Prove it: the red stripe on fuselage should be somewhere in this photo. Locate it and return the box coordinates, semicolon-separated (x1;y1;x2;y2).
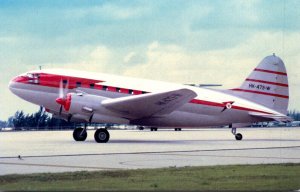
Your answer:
12;73;273;114
231;88;289;99
254;68;287;76
190;99;272;114
246;78;288;87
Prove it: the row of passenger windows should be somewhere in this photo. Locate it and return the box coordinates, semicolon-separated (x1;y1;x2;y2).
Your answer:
63;80;82;88
62;80;147;95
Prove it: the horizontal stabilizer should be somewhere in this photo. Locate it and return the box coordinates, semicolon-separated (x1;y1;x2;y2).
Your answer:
186;84;222;87
249;112;293;122
102;88;197;119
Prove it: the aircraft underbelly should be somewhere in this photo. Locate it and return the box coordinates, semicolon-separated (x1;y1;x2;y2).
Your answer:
131;110;254;128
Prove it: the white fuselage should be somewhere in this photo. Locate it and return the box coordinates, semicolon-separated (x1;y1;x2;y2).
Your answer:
9;69;281;128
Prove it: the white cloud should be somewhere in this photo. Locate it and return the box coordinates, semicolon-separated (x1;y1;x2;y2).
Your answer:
53;45;114;73
124;52;136;63
123;32;300;110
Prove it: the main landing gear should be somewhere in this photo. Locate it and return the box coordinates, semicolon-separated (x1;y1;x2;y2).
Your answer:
72;124;110;143
73;125;88;141
94;128;110;143
150;127;158;131
231;127;243;140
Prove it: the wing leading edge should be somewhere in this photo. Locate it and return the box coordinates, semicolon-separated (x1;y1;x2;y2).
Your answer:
102;88;197;119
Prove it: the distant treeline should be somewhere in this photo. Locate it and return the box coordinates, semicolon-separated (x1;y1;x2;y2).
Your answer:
0;110;86;130
0;110;300;130
287;110;300;121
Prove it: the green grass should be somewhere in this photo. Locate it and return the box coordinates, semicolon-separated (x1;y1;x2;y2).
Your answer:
0;163;300;191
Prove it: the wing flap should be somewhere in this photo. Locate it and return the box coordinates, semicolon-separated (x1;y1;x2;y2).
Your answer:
102;88;197;119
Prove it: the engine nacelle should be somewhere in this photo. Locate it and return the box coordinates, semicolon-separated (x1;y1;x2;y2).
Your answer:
66;93;106;115
61;93;129;124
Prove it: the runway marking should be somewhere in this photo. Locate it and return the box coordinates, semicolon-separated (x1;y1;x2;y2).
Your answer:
0;162;122;170
159;153;300;160
0;145;300;159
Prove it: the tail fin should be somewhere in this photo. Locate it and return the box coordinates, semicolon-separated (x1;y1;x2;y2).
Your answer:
231;54;289;114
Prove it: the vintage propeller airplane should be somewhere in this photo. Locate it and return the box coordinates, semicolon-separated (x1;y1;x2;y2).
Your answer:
9;54;291;143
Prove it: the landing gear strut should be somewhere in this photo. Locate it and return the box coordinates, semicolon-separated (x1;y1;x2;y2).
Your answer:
73;124;88;141
231;127;243;140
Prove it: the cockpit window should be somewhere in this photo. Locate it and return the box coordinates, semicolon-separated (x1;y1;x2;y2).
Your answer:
26;73;40;84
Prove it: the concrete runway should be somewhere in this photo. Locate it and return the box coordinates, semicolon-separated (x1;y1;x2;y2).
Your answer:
1;128;300;175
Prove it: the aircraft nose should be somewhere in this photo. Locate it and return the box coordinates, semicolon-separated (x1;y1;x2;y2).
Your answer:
8;77;17;93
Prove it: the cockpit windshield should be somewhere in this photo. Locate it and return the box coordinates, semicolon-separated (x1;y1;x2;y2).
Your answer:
25;73;40;84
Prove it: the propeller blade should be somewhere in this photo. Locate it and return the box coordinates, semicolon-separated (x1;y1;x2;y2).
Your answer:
59;79;64;98
63;79;69;97
59;105;63;115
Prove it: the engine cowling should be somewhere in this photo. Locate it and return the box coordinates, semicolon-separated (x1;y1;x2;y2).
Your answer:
66;93;105;114
58;93;129;124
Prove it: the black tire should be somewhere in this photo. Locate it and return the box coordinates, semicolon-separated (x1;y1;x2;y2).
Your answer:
235;133;243;140
138;126;144;130
175;128;182;131
94;129;110;143
151;127;157;131
73;128;87;141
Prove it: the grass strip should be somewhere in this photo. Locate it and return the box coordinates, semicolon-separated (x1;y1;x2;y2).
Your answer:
0;163;300;191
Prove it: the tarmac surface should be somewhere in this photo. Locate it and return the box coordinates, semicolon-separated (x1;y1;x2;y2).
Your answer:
0;128;300;175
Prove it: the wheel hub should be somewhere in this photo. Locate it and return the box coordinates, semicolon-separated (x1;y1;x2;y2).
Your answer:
99;132;107;140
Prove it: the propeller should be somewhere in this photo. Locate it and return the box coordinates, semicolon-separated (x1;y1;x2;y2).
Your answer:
56;79;71;115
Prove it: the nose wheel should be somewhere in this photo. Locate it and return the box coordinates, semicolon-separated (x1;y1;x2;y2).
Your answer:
231;127;243;140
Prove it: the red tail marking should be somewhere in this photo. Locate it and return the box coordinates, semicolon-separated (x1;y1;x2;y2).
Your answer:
246;79;288;87
231;88;289;99
254;68;287;76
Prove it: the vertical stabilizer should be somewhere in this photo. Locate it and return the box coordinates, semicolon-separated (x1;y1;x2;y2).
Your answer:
231;55;289;114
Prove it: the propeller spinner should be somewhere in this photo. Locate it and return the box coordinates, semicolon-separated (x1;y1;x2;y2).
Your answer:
56;79;71;113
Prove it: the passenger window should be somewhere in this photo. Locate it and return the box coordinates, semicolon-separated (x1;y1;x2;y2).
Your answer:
102;86;108;91
76;82;81;88
129;89;134;94
90;84;95;89
116;88;121;93
63;80;68;87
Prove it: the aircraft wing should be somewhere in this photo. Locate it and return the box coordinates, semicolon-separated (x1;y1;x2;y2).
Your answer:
102;88;197;119
249;112;293;122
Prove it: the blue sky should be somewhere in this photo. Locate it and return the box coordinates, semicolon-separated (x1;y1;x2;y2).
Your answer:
1;0;300;120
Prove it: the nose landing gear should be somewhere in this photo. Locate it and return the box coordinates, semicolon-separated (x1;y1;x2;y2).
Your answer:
231;127;243;140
